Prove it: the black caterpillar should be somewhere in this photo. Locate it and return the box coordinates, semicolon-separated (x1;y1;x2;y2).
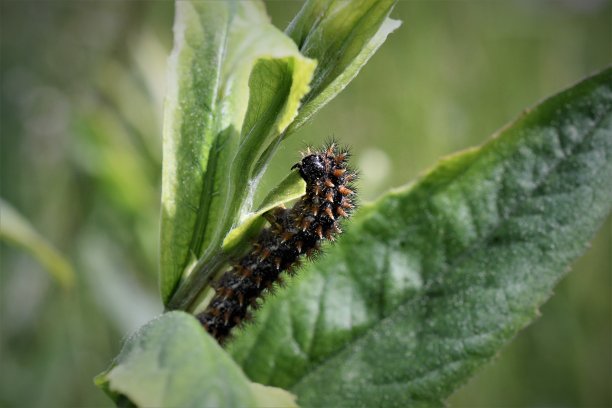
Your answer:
196;143;357;344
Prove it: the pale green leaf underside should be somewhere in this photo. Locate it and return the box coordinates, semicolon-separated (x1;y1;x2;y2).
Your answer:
95;312;297;408
0;198;74;288
228;68;612;407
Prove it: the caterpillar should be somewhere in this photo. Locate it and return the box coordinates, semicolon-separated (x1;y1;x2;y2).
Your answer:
196;142;357;344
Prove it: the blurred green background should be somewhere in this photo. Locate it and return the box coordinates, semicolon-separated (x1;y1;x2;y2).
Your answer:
1;1;610;407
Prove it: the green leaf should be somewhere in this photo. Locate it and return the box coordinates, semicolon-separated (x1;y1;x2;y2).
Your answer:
222;170;305;254
160;0;316;306
0;198;74;289
95;311;297;407
285;0;401;132
228;68;612;407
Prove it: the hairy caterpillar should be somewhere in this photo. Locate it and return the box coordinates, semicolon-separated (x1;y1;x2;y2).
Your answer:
197;142;357;344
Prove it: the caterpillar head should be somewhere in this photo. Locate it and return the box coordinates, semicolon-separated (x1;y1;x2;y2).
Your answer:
292;154;326;183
